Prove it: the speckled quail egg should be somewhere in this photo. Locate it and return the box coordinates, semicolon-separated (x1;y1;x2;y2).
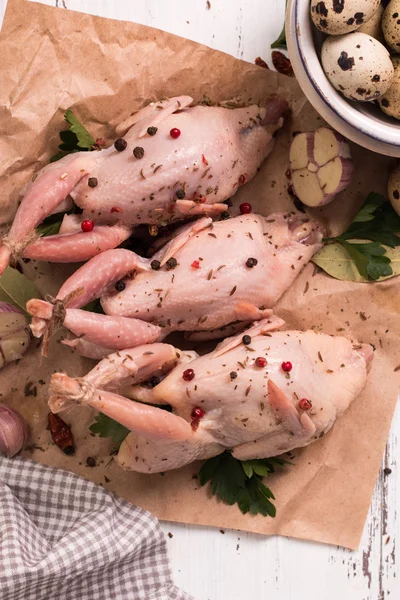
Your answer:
382;0;400;51
379;57;400;119
388;163;400;215
321;32;394;101
357;4;384;42
311;0;381;35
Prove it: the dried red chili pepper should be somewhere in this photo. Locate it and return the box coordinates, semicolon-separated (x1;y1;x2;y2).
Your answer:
48;412;74;455
255;57;269;69
271;51;294;77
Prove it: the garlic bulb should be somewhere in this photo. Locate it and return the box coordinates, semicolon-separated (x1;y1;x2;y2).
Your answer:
0;302;31;369
0;404;29;458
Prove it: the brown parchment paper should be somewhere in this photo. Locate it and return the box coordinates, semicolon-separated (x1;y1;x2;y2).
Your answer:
1;0;399;550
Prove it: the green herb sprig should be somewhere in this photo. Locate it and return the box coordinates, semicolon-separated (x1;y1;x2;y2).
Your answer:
0;266;41;315
88;409;289;518
271;25;287;50
89;413;130;447
271;1;287;49
50;109;96;163
199;451;290;517
323;193;400;281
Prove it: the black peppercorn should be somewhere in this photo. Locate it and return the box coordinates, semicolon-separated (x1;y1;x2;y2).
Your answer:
63;446;75;456
166;257;178;270
115;280;126;292
151;259;161;270
149;376;161;387
114;138;128;151
147;126;158;136
220;211;230;220
230;371;238;380
246;257;258;268
133;146;145;159
242;335;251;345
86;456;96;468
88;177;98;188
176;189;186;200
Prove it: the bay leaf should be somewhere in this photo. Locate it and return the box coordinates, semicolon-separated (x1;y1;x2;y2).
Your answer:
0;266;41;314
312;242;400;283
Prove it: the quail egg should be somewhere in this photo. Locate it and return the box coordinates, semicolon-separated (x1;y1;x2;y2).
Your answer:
382;0;400;51
379;57;400;119
357;4;384;42
388;163;400;215
311;0;381;35
321;32;394;101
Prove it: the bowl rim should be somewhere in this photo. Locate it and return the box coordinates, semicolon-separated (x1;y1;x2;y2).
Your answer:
291;0;400;148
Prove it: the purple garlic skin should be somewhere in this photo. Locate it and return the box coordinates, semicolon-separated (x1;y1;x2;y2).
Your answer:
0;302;31;369
0;403;29;458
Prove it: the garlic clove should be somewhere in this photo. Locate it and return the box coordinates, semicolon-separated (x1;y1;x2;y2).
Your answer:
0;304;31;368
0;312;27;334
0;403;29;458
1;330;31;362
289;127;354;207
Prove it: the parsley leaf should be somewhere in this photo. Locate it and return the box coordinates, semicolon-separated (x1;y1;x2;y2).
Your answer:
199;452;246;505
338;240;392;280
36;213;64;237
50;109;96;162
89;413;129;448
64;109;95;150
339;193;400;246
271;25;287;50
82;299;105;314
271;0;287;49
324;193;400;281
199;451;290;517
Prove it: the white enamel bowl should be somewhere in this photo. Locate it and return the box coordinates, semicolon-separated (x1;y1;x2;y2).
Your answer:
286;0;400;157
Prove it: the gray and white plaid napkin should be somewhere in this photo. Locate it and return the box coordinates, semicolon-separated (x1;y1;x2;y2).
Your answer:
0;456;193;600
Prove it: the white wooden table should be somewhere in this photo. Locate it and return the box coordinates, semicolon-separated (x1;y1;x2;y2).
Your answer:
1;1;399;598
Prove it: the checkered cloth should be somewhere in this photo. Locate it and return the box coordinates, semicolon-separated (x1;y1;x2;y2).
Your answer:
0;456;193;600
